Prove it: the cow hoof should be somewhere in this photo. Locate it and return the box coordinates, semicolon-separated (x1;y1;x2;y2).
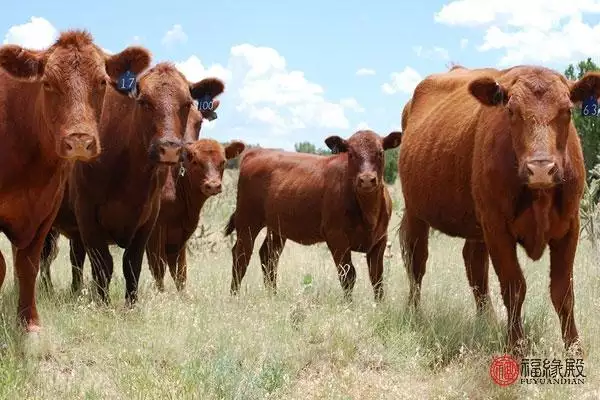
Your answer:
566;339;584;358
26;323;41;334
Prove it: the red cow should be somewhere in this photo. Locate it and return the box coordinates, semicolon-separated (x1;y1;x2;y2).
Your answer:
39;65;225;305
225;129;402;300
145;123;245;291
0;30;151;332
399;65;594;354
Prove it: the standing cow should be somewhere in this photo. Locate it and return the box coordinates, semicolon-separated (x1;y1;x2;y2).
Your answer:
225;129;402;300
0;30;150;332
145;126;245;292
39;64;226;305
399;65;595;354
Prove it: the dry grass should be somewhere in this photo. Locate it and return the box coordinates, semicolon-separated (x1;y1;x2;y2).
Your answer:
1;170;599;399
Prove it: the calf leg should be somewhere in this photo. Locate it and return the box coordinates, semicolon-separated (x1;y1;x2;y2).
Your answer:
70;236;86;294
367;237;387;302
230;223;262;295
483;223;526;353
39;228;60;293
400;212;430;308
146;229;167;292
166;248;186;291
549;220;581;353
462;239;494;314
258;230;286;293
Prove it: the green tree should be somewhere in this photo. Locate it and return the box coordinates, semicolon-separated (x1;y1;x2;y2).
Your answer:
383;148;399;185
294;141;331;155
565;58;600;178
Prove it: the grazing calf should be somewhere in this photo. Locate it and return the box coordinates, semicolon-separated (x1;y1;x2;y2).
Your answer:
0;30;150;332
145;131;245;291
39;64;225;305
399;65;593;353
225;129;402;300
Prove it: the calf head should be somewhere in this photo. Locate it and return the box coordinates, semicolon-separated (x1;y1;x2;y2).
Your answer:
0;30;151;160
468;67;600;189
132;63;224;165
183;139;245;196
325;130;402;194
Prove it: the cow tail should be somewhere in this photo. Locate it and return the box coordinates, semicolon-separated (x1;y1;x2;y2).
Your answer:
224;211;236;236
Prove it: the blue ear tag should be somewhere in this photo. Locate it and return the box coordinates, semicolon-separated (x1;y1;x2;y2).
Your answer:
117;70;137;95
582;95;598;117
197;95;218;121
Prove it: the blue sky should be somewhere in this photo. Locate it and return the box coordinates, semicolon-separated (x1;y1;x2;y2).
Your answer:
3;0;600;150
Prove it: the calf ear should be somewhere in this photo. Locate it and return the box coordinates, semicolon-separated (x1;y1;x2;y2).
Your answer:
225;141;246;160
0;45;45;80
105;46;151;83
382;130;402;150
325;135;348;153
569;72;600;103
468;77;508;106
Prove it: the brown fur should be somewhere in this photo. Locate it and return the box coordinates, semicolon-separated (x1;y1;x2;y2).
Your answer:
145;124;245;291
0;30;151;332
39;74;225;303
226;129;402;300
398;65;594;354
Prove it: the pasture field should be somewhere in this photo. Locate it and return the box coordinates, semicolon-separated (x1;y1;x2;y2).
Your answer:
0;169;599;399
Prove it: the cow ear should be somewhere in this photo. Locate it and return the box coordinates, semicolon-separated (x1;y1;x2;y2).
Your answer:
570;72;600;104
225;141;245;160
382;130;402;150
190;78;225;119
0;45;45;80
105;46;151;84
468;77;508;107
325;135;348;153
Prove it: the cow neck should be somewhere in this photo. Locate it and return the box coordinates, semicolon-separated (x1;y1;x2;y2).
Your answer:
353;184;384;229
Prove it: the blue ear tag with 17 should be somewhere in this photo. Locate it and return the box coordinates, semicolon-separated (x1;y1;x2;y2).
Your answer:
582;95;598;117
197;95;218;121
117;70;137;94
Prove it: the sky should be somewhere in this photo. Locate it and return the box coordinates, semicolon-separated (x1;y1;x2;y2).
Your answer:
3;0;600;150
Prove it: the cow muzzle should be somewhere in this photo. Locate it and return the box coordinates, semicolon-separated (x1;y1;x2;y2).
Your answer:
202;180;222;196
155;140;183;165
524;158;559;189
59;133;99;160
356;172;379;193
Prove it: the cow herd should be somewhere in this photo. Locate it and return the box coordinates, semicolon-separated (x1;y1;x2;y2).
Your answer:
0;29;598;356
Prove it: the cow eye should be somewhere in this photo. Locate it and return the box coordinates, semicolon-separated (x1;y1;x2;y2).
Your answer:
99;79;107;89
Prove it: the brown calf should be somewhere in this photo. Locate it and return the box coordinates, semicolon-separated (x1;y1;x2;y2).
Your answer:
399;65;594;353
39;64;226;305
0;30;150;332
225;129;402;300
145;129;245;291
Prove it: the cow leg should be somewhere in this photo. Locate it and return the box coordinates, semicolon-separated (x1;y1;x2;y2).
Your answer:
0;250;6;290
70;236;86;294
123;223;155;306
366;237;387;302
230;223;262;295
326;240;356;301
400;212;430;308
462;239;494;315
86;243;113;304
39;228;60;294
484;225;526;353
258;230;286;293
146;230;166;292
166;248;186;291
549;221;581;353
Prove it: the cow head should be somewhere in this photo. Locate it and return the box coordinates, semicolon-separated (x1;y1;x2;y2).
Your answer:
183;139;245;196
0;30;151;161
325;130;402;194
468;67;600;189
132;63;224;166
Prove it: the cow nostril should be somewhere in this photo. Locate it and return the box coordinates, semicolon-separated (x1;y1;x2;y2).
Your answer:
527;165;535;176
159;147;166;156
85;141;94;151
548;163;558;175
369;177;376;184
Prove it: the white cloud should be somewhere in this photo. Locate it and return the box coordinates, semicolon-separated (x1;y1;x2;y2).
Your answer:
356;121;370;130
382;67;422;95
460;38;469;49
356;68;376;76
340;97;365;113
435;0;600;66
162;24;187;47
176;55;232;83
413;45;450;60
3;17;57;49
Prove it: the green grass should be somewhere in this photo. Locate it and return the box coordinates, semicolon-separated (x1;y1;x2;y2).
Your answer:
1;170;599;399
